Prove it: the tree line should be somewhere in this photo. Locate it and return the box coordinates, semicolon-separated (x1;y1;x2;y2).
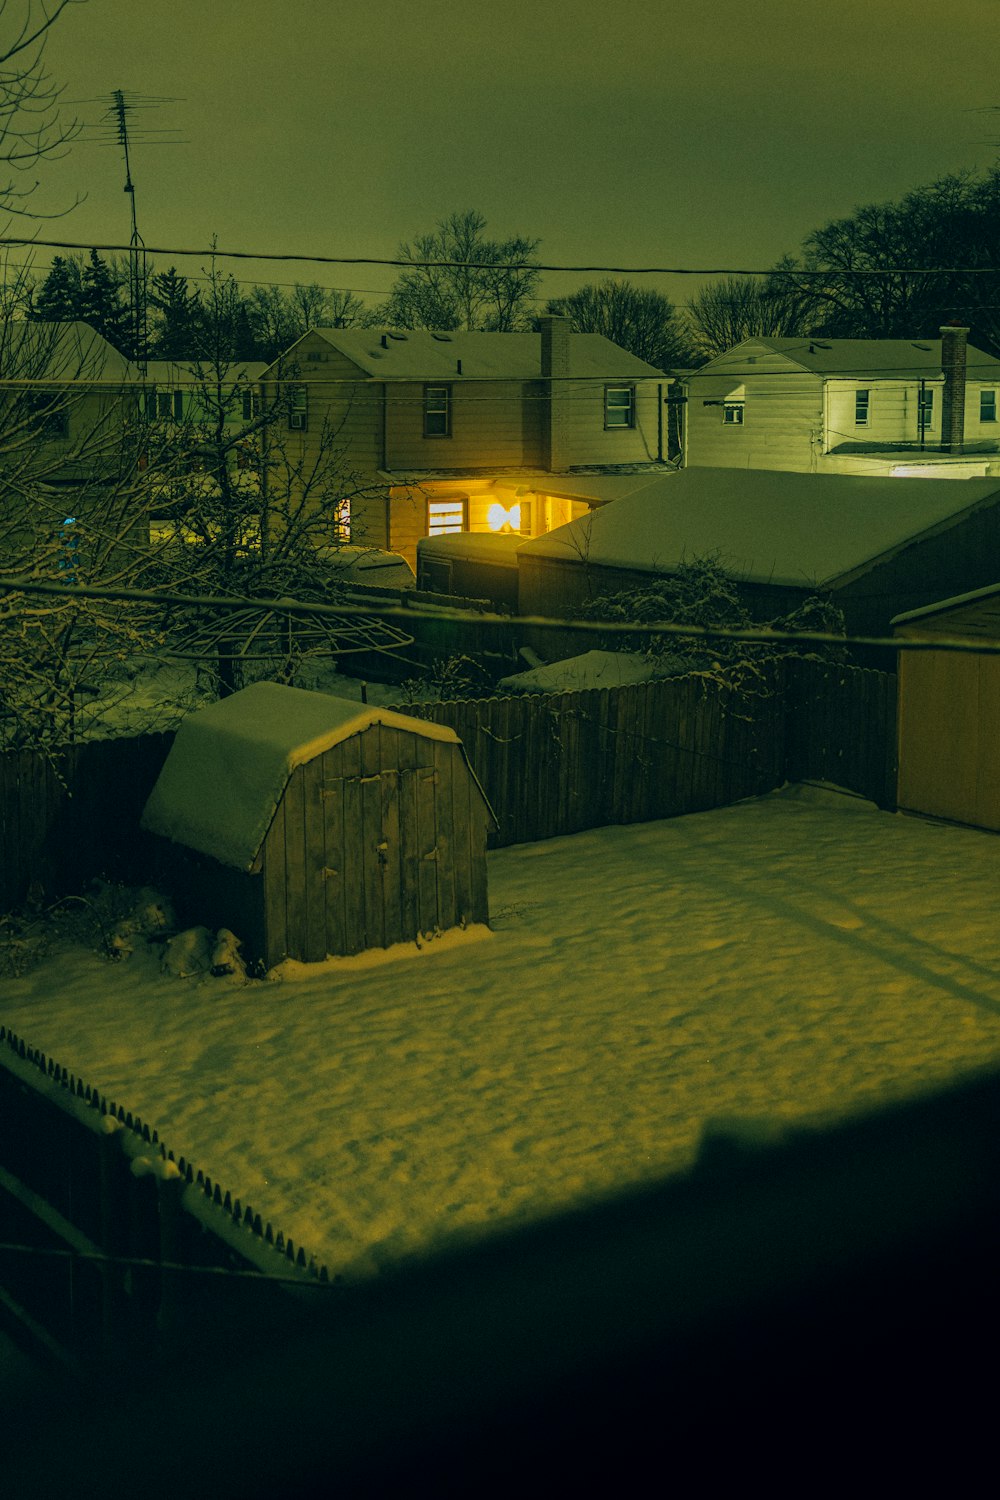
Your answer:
17;165;1000;371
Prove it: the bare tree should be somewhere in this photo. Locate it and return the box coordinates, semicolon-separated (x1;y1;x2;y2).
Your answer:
685;265;815;358
379;209;540;331
546;278;693;370
0;0;85;219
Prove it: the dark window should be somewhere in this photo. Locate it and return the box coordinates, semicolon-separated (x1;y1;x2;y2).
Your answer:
604;385;635;429
424;385;452;437
26;392;69;439
722;402;744;425
289;387;308;431
855;389;870;426
981;390;997;423
241;390;253;422
918;388;934;430
173;389;184;421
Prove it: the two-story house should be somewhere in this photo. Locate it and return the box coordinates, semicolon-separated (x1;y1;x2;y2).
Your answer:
682;326;1000;479
0;320;139;489
258;315;671;567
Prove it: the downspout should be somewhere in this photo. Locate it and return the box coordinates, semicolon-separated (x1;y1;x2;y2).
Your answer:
657;382;663;462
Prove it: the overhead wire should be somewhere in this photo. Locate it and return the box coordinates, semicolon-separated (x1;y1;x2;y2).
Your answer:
0;575;995;657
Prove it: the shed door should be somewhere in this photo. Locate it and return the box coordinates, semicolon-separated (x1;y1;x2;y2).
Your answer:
321;767;442;956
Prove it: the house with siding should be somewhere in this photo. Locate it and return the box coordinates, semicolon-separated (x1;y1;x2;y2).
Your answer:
257;316;671;567
682;326;1000;479
0;320;139;488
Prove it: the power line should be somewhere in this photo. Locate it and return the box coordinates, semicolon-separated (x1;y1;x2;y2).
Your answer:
1;575;996;656
4;235;1000;278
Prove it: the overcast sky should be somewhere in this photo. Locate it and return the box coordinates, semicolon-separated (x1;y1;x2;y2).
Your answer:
17;0;1000;309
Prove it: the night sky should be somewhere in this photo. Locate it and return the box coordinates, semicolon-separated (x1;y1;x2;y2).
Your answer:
21;0;1000;308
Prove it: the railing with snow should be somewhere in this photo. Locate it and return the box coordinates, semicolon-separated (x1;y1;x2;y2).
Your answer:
0;1024;334;1376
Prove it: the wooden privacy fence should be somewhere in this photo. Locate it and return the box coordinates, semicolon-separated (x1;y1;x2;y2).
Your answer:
0;659;899;911
0;1026;333;1376
393;668;788;848
784;658;898;810
0;732;174;913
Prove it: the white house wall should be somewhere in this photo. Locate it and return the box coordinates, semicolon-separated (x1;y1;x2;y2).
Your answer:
686;344;823;471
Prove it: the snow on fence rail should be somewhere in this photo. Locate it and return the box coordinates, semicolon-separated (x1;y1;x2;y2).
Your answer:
0;1025;332;1377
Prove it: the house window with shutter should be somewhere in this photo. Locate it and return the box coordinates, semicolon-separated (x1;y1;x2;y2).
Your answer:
604;385;635;429
424;385;452;437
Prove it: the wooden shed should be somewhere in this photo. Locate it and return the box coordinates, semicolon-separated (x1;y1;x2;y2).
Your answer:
141;682;496;969
893;584;1000;831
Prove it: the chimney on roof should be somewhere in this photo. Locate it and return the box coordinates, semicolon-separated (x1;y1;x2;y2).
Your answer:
940;322;970;453
539;314;571;471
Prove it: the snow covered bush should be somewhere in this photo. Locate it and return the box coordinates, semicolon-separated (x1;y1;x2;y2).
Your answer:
575;555;846;696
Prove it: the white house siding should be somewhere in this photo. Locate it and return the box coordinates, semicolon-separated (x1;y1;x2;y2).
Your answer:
686;376;823;471
825;379;943;452
384;380;543;470
265;334;383;474
554;378;662;466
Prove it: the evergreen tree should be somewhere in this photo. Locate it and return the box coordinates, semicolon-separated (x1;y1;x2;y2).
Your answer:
150;266;203;358
32;254;86;322
80;250;129;352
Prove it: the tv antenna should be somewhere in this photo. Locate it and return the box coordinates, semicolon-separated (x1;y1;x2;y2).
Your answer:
73;91;185;371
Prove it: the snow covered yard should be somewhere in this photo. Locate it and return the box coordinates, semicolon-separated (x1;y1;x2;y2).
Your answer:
3;784;1000;1280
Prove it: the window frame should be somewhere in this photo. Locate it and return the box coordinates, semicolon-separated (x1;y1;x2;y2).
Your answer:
427;496;468;536
423;384;452;438
917;387;934;431
722;401;745;426
980;389;997;424
288;386;308;432
604;384;636;430
26;390;69;440
854;389;870;426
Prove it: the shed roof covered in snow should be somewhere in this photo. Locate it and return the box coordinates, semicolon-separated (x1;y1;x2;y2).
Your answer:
498;650;695;693
141;682;461;871
517;468;1000;589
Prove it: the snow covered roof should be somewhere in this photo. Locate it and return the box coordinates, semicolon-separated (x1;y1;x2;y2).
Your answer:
417;532;524;567
143;358;268;385
313;545;416;589
517;468;1000;589
0;320;134;382
269;328;665;381
892;582;1000;629
688;336;1000;380
498;650;696;693
141;682;461;871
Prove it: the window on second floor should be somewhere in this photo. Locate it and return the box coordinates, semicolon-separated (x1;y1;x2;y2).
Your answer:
981;389;997;423
604;385;635;429
423;385;452;437
289;386;308;431
855;389;870;426
723;401;745;425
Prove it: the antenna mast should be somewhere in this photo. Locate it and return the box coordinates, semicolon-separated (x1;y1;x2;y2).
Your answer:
111;89;146;370
75;90;184;373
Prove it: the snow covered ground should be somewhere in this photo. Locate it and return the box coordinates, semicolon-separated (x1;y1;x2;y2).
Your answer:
3;783;1000;1281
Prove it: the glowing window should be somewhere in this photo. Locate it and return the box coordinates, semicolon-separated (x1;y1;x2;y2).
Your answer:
428;499;466;535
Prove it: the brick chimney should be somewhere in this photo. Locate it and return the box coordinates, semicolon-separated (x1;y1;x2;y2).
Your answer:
539;314;571;470
940;323;970;453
